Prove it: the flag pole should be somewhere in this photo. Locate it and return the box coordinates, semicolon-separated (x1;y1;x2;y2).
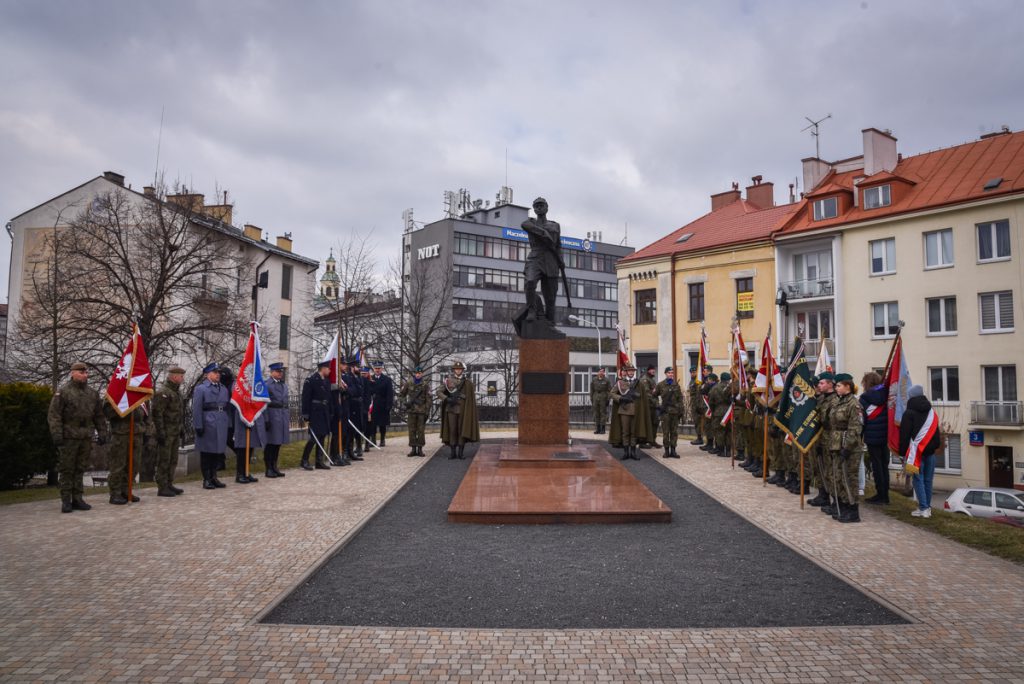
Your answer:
799;451;805;509
128;412;135;504
245;427;251;478
762;411;768;486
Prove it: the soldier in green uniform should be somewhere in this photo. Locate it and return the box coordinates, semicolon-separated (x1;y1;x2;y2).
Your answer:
47;362;109;513
589;368;611;434
687;367;704;446
708;372;731;456
809;373;837;508
653;366;683;458
640;366;660;447
609;363;652;460
103;400;144;505
398;365;431;457
437;361;479;459
152;366;186;497
828;373;864;523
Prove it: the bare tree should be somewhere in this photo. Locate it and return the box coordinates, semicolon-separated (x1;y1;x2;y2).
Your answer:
381;252;454;380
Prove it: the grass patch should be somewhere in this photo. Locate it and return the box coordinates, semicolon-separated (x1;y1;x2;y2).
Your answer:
883;490;1024;565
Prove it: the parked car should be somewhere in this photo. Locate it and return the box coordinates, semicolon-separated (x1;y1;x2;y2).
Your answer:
943;487;1024;519
990;515;1024;529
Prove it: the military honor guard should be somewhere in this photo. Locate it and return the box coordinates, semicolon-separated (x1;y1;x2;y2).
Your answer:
437;361;479;459
264;362;290;477
708;372;731;457
151;365;186;497
827;373;864;523
609;363;652;460
639;365;661;447
102;399;143;505
687;367;704;446
47;362;109;513
340;358;363;461
359;365;374;452
368;360;395;447
328;359;350;466
589;368;611;434
300;360;334;470
653;366;683;458
397;365;431;457
193;363;231;490
231;403;263;483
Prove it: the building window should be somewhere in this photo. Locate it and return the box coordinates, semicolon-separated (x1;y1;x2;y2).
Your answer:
936;434;962;472
688;283;704;321
813;196;838;221
979;291;1014;333
869;238;896;275
926;296;957;335
871;301;899;338
983;365;1017;402
278;314;290;350
735;277;753;319
924;229;954;269
635;289;656;325
929;367;959;404
281;264;292;300
796;309;832;341
977;219;1011;262
863;184;891;210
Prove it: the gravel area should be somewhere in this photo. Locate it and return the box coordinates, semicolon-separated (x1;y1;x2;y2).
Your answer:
264;440;906;629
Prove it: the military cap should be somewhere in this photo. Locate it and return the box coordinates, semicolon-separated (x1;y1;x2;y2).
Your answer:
317;360;331;369
452;360;465;370
720;371;731;382
704;364;713;371
202;362;219;374
371;360;384;369
809;375;819;384
345;356;359;365
664;366;674;373
414;365;424;373
818;372;835;382
361;366;370;373
168;365;186;375
622;362;635;370
269;362;285;371
689;366;697;372
70;362;88;371
708;373;719;382
834;372;853;384
647;364;655;371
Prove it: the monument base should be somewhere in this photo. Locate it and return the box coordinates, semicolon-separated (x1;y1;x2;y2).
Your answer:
518;336;569;445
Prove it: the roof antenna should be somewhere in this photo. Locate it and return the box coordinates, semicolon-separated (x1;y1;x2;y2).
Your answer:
801;113;832;159
153;105;165;186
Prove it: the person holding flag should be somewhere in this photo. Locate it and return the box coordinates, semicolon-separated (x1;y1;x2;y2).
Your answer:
103;323;155;505
859;370;889;504
230;322;272;484
300;361;334;471
687;366;704;446
194;363;231;489
264;362;290;477
708;372;731;457
48;362;109;513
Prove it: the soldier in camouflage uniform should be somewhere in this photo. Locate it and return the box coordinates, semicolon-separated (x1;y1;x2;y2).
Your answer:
47;362;109;513
653;366;683;458
589;368;611;434
687;367;703;446
103;400;144;505
708;372;731;457
809;373;837;508
638;366;660;447
828;373;864;523
397;365;431;457
151;366;186;497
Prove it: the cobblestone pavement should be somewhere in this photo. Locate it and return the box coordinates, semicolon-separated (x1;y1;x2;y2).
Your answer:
1;432;1022;682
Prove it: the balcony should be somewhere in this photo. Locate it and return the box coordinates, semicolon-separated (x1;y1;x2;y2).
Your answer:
970;401;1024;427
779;277;834;301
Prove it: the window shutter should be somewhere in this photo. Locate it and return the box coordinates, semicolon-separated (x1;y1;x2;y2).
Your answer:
981;294;996;329
945;434;961;470
998;292;1014;328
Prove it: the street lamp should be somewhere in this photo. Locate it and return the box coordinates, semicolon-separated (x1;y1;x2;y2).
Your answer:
568;314;602;371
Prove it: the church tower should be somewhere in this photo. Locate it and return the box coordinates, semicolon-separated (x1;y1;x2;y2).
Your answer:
319;249;340;302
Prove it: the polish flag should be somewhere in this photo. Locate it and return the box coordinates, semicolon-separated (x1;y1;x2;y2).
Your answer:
615;323;630;373
105;323;154;417
231;322;271;427
323;333;340;386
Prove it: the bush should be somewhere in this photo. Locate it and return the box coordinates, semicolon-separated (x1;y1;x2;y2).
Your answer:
0;383;56;489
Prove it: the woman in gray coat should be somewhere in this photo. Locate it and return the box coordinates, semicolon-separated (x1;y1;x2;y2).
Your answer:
192;363;230;489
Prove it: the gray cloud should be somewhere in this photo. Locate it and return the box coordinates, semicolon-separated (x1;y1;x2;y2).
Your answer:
3;0;1023;299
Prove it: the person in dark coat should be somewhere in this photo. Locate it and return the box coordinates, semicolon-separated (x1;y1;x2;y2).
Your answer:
264;362;289;477
192;363;230;490
899;384;942;518
231;404;265;483
341;359;364;462
368;361;395;447
359;365;374;452
859;371;890;504
300;361;333;470
328;359;350;467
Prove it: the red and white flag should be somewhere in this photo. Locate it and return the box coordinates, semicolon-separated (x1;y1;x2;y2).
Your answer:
720;403;734;426
703;395;712;419
905;408;939;474
696;324;709;385
814;340;833;377
754;324;783;405
732;322;749;392
886;335;912;454
105;323;154;417
323;333;341;386
231;322;271;428
615;323;630;373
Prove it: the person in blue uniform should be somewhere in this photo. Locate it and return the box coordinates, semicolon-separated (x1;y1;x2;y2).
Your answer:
368;361;395;447
192;363;230;490
359;365;373;453
341;358;364;462
328;359;350;467
264;362;289;478
300;360;333;471
231;403;264;483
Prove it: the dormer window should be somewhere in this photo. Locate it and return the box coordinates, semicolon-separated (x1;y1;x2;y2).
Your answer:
813;196;838;221
863;184;891;209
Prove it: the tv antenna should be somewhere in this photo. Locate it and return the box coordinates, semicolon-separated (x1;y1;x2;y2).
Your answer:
802;113;832;159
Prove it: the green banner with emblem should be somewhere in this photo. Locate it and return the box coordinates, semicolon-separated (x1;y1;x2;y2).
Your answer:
772;358;821;453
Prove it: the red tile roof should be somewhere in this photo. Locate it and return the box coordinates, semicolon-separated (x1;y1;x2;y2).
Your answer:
778;130;1024;235
620;199;798;264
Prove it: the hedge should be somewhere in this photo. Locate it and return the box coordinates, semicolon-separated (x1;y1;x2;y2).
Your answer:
0;383;56;489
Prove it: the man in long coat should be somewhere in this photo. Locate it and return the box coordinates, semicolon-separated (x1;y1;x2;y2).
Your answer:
300;360;333;470
341;358;363;461
368;360;395;447
263;362;290;477
192;363;230;490
437;361;479;459
609;364;652;460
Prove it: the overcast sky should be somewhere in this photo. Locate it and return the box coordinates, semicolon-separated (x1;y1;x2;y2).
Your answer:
3;0;1023;300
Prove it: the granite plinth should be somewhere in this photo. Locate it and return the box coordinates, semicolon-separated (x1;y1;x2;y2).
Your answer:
447;443;672;524
518;337;569;445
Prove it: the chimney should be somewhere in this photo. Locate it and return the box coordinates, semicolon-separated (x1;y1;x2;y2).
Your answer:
711;182;742;211
275;233;293;252
862;127;898;176
103;171;125;186
143;186;156;197
167;192;205;213
243;224;263;241
801;157;832;193
745;176;774;209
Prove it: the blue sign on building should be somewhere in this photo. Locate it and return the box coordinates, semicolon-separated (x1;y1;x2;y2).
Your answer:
501;227;594;252
969;430;984;447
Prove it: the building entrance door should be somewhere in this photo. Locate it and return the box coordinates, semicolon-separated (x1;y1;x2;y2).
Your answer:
988;446;1014;488
634;353;658;375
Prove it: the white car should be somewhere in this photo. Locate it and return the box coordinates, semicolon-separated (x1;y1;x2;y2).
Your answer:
943;487;1024;519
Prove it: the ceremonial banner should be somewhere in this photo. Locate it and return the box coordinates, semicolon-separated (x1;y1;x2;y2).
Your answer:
231;322;271;427
885;335;911;454
615;323;630;372
753;324;783;405
773;358;821;453
323;333;341;386
105;322;154;416
696;324;709;384
814;339;833;376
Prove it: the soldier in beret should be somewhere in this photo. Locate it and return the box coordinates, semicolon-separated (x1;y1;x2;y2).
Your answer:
264;362;289;477
47;362;109;513
654;366;683;458
589;368;611;434
397;365;431;456
192;363;230;489
152;365;186;497
437;360;479;459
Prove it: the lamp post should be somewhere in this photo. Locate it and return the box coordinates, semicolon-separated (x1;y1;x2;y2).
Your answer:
568;314;602;371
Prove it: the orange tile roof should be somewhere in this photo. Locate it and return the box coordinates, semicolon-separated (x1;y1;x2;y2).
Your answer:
778;130;1024;235
620;199;798;264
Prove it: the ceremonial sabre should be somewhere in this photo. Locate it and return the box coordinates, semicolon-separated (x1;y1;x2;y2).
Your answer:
307;426;331;460
347;419;381;450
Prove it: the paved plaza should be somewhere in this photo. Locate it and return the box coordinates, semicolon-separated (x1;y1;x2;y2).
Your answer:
1;431;1023;682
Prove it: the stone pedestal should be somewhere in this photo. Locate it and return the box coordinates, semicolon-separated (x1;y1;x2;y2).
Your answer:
517;336;569;445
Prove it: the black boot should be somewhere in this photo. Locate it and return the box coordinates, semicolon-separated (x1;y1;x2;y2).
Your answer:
61;496;73;513
418;446;425;457
71;496;92;510
750;464;763;478
671;446;680;458
109;493;128;505
300;457;314;471
350;449;364;461
620;446;629;461
203;468;216;489
690;436;704;445
807;489;829;507
459;444;467;460
408;446;417;457
662;447;670;459
448;444;457;460
767;470;785;485
839;504;861;523
272;454;285;477
315;457;331;470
